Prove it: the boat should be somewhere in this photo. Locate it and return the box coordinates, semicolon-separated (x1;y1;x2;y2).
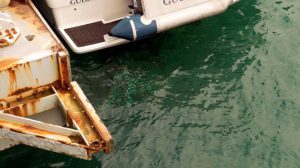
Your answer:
0;0;113;160
34;0;239;53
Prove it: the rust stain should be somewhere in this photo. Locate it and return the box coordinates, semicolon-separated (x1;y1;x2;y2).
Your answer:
1;58;62;94
24;62;31;69
23;62;33;81
4;103;28;117
51;45;59;53
4;81;59;108
4;106;20;116
36;59;42;64
5;101;38;117
59;57;70;89
50;40;65;53
21;103;28;116
50;55;55;62
49;39;62;54
7;68;17;96
0;58;20;71
0;101;9;111
35;79;39;86
69;83;113;153
1;59;45;97
56;89;100;146
8;0;47;32
30;100;38;115
9;87;33;97
56;87;112;153
56;83;114;152
0;119;82;144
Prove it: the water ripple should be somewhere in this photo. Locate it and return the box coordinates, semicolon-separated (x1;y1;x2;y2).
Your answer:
2;0;300;167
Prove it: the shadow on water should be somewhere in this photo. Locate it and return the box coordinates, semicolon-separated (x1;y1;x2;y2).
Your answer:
3;0;300;167
0;145;102;168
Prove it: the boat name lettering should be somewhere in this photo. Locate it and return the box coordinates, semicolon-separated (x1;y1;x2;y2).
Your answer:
163;0;184;5
70;0;91;5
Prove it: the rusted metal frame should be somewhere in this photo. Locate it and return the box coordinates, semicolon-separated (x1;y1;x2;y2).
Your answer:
0;128;90;160
51;86;90;146
0;0;110;159
52;86;101;148
68;82;114;153
2;92;58;117
0;55;60;99
0;112;81;137
57;50;71;89
52;86;74;128
0;82;59;111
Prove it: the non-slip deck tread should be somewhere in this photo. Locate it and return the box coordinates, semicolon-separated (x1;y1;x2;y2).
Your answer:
64;21;118;47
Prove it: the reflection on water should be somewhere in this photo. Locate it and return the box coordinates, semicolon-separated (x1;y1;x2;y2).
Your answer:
1;0;300;167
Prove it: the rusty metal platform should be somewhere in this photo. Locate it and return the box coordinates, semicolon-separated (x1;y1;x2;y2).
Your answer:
0;0;113;159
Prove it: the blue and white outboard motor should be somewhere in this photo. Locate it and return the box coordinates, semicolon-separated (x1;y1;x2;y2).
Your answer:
110;14;157;41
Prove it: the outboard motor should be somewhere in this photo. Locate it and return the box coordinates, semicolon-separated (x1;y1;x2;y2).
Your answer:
110;14;157;41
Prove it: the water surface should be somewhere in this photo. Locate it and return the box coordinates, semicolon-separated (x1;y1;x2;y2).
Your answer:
1;0;300;167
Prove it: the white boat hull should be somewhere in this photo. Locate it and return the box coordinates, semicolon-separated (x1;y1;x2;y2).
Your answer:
36;0;239;53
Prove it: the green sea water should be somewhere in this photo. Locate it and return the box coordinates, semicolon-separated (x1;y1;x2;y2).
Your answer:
1;0;300;167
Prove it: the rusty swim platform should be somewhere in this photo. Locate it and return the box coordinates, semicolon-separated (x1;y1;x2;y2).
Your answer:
0;0;113;159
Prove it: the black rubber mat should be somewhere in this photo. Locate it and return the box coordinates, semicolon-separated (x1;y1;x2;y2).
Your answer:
64;21;118;47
